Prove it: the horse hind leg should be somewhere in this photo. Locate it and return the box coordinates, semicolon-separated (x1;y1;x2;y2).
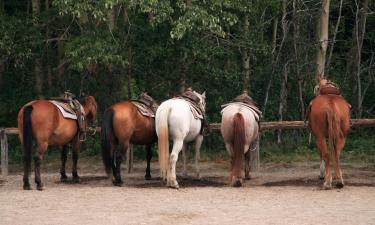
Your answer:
316;137;332;189
145;145;152;180
334;138;346;188
244;151;251;180
167;140;184;189
181;144;187;177
72;138;81;183
194;135;203;179
113;143;126;186
319;152;325;180
34;142;47;191
60;145;68;182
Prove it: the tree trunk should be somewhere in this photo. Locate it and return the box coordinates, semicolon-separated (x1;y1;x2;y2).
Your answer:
277;0;289;143
316;0;330;79
293;0;305;120
241;14;250;93
326;0;343;77
32;0;43;98
354;0;369;118
262;18;278;117
179;51;188;93
57;40;66;91
107;6;116;32
127;47;132;99
277;63;289;143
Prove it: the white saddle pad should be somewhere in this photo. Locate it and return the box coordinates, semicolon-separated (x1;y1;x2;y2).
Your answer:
50;100;78;120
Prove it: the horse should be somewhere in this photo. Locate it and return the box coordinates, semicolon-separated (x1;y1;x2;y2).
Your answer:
156;91;206;189
101;96;158;186
308;78;350;189
220;101;260;187
17;95;97;190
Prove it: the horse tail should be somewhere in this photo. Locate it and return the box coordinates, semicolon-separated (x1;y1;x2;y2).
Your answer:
327;102;342;167
232;113;245;178
22;105;33;174
156;106;171;180
101;108;114;176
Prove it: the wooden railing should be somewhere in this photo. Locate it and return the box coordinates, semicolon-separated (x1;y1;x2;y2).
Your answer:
1;119;375;176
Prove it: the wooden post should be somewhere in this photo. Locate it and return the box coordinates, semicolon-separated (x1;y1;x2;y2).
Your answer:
1;129;8;176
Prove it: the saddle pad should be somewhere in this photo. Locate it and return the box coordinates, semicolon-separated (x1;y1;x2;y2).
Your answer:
131;101;155;118
221;102;262;122
174;97;204;120
50;100;77;120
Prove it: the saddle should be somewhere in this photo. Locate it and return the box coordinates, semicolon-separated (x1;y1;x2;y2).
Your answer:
50;91;87;141
131;93;158;117
222;91;262;121
318;80;341;96
176;88;209;134
176;88;204;119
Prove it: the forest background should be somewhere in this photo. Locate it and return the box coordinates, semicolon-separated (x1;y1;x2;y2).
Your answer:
0;0;374;163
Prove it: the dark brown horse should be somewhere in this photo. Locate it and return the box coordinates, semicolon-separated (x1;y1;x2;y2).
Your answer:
17;96;97;190
308;78;350;189
101;96;158;186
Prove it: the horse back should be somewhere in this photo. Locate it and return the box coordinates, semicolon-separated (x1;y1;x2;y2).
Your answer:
309;95;350;138
111;101;156;145
221;105;259;145
18;100;78;146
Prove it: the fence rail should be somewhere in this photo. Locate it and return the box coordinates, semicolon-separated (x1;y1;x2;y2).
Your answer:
1;119;375;176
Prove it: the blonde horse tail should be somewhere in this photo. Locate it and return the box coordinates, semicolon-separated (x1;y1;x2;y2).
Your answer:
327;103;342;167
157;106;171;180
232;113;245;178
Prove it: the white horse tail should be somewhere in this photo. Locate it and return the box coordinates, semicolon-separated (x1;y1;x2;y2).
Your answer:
157;106;171;180
232;113;245;178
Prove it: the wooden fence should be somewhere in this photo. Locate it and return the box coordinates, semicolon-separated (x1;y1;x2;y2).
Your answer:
1;119;375;176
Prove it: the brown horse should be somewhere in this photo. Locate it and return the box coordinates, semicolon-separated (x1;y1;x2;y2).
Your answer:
101;96;158;186
308;78;350;189
17;96;97;190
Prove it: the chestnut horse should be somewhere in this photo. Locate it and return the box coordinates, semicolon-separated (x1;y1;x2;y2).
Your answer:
308;78;350;189
101;99;158;186
17;96;97;190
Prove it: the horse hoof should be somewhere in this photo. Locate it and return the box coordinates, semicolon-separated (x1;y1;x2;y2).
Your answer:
319;176;325;180
322;183;332;190
72;176;80;183
336;182;344;189
36;184;44;191
232;180;242;187
113;179;123;187
168;184;179;189
245;175;251;180
60;175;68;182
23;184;32;190
145;174;152;180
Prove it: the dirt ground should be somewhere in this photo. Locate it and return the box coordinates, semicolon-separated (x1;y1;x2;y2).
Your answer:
1;158;375;225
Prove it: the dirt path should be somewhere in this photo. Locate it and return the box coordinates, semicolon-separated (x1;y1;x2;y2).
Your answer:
1;160;375;225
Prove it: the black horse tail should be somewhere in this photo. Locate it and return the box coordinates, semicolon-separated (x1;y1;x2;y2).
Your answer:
101;108;114;176
23;105;33;174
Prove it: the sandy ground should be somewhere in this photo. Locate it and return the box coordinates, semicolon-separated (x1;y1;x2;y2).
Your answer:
1;158;375;225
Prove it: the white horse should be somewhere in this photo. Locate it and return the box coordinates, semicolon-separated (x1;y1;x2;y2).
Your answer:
221;103;260;187
156;91;206;189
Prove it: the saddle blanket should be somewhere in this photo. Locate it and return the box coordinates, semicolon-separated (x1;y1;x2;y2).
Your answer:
174;97;203;120
221;102;262;122
131;101;155;118
50;100;79;120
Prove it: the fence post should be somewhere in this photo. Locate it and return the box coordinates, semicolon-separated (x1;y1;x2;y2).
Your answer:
126;145;133;173
1;129;9;176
